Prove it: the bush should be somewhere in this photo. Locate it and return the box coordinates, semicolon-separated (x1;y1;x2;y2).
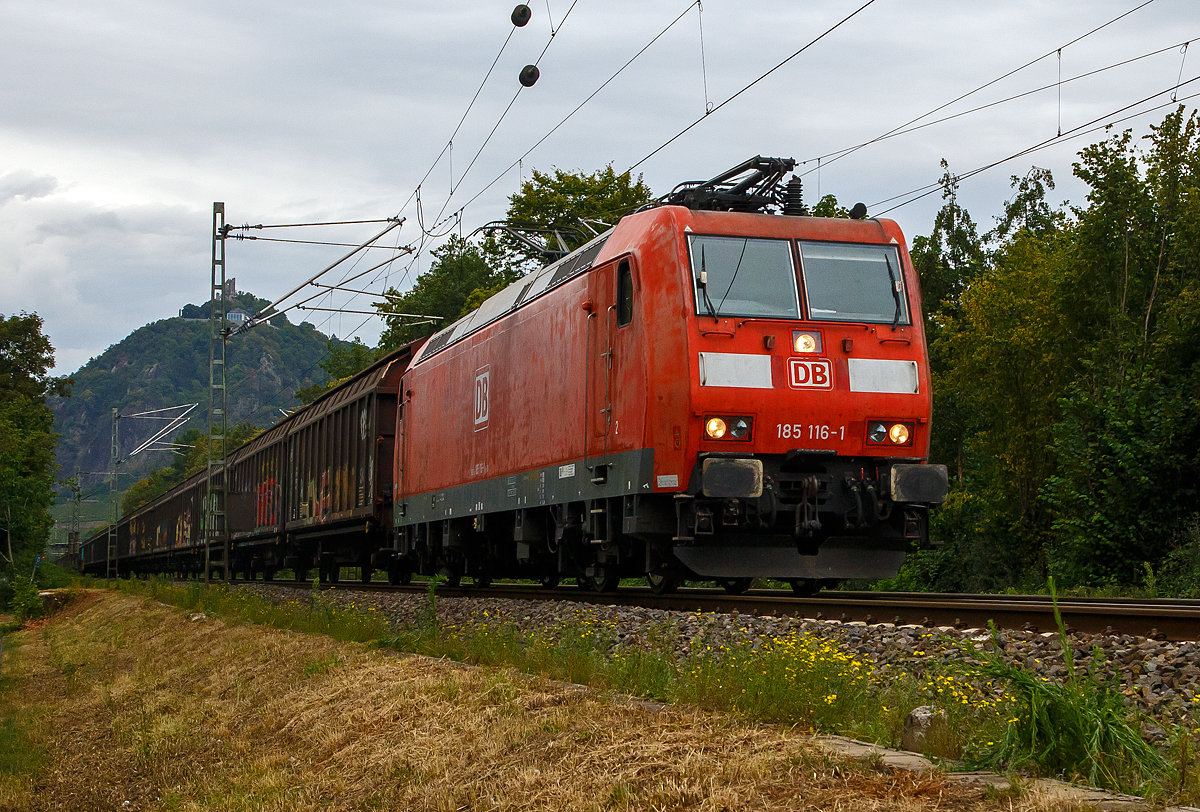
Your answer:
1157;517;1200;598
34;562;78;589
9;580;42;624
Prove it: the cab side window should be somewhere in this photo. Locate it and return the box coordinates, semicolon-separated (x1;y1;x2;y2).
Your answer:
617;259;633;327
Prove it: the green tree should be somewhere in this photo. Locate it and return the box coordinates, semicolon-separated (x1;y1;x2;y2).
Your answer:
986;166;1063;244
1044;107;1200;586
502;164;652;268
910;163;988;492
810;194;850;218
377;165;653;353
294;338;377;405
911;161;987;323
897;166;1067;591
376;235;514;350
900;109;1200;590
0;313;70;574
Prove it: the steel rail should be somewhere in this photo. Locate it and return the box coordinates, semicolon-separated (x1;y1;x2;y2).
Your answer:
226;580;1200;642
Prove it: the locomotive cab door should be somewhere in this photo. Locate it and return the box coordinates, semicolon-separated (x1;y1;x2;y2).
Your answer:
586;257;640;478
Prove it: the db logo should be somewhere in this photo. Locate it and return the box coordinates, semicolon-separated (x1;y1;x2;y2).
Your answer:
788;358;834;390
473;366;490;431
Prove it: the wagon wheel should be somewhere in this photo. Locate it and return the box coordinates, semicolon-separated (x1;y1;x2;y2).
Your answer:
539;573;560;589
590;565;620;593
646;569;677;595
360;565;373;585
718;578;755;595
789;578;820;597
443;559;464;588
263;568;275;582
388;559;412;586
472;571;492;588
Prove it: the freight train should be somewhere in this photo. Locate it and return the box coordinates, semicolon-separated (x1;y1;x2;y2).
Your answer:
82;157;948;595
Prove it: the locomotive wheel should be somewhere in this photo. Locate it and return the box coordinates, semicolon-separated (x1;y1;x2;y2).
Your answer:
718;578;754;595
540;573;560;589
789;578;821;597
590;566;620;593
646;570;677;595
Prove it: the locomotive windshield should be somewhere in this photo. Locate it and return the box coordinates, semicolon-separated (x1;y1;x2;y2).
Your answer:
798;242;910;326
688;235;799;319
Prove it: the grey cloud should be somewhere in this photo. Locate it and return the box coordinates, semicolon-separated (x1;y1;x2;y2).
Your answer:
0;170;57;205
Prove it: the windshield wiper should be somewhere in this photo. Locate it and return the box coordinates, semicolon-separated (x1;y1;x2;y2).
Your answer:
884;254;903;331
699;245;719;322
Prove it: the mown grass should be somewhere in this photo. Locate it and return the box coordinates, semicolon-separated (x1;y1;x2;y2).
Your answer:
6;590;1059;812
109;575;1200;802
0;717;46;778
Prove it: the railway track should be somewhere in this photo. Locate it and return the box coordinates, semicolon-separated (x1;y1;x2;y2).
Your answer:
226;578;1200;642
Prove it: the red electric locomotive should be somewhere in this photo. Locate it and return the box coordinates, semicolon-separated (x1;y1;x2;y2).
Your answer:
393;157;948;593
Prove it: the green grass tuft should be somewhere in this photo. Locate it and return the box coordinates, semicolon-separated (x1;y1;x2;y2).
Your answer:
967;579;1169;793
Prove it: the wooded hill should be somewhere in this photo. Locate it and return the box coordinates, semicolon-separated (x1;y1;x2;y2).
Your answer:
50;291;334;488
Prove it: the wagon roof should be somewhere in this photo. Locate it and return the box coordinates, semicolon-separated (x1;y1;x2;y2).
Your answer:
287;337;424;432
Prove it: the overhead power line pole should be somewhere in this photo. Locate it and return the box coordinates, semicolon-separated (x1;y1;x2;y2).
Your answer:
69;470;81;565
206;203;230;586
108;409;119;580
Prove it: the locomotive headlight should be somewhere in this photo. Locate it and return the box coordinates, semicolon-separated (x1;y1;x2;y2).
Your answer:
705;417;728;439
729;417;751;439
868;422;888;443
888;423;911;444
792;330;822;354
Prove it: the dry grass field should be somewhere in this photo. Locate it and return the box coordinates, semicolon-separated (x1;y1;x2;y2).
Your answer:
0;591;1092;811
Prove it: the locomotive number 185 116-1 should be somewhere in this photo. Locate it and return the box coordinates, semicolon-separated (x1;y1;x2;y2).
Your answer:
776;423;845;440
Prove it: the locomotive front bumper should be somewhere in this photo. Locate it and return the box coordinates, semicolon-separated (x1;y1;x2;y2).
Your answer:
700;457;764;498
671;454;950;580
890;463;949;504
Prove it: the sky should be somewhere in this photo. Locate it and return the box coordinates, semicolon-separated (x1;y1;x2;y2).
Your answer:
0;0;1195;375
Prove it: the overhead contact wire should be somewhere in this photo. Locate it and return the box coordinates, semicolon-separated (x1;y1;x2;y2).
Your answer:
805;38;1197;164
431;0;583;230
460;0;702;213
799;0;1160;175
628;0;880;172
871;74;1200;215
